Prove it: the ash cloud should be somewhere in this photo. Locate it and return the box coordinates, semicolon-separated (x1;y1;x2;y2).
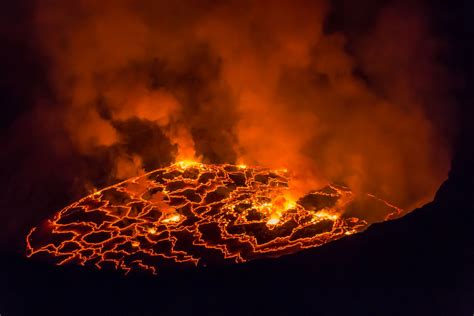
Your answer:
2;0;456;243
35;0;454;207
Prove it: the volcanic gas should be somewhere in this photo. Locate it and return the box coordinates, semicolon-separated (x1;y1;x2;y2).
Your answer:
26;161;402;275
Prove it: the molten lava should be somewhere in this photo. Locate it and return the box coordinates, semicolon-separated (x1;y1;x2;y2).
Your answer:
26;162;403;275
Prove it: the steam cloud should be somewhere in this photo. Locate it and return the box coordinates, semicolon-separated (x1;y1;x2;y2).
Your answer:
29;0;454;210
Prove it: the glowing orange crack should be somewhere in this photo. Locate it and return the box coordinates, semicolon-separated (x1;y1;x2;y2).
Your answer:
26;162;403;274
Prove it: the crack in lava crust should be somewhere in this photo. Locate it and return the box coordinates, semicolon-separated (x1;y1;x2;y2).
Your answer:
26;162;403;275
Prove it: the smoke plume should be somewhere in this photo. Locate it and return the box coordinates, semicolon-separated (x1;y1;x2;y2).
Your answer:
28;0;455;211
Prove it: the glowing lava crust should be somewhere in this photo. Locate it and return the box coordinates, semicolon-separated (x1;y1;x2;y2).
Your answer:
26;162;403;275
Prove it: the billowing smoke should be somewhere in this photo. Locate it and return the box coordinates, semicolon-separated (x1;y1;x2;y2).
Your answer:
28;0;454;211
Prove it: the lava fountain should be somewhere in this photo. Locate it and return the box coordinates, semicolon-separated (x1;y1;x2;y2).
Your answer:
26;161;403;275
